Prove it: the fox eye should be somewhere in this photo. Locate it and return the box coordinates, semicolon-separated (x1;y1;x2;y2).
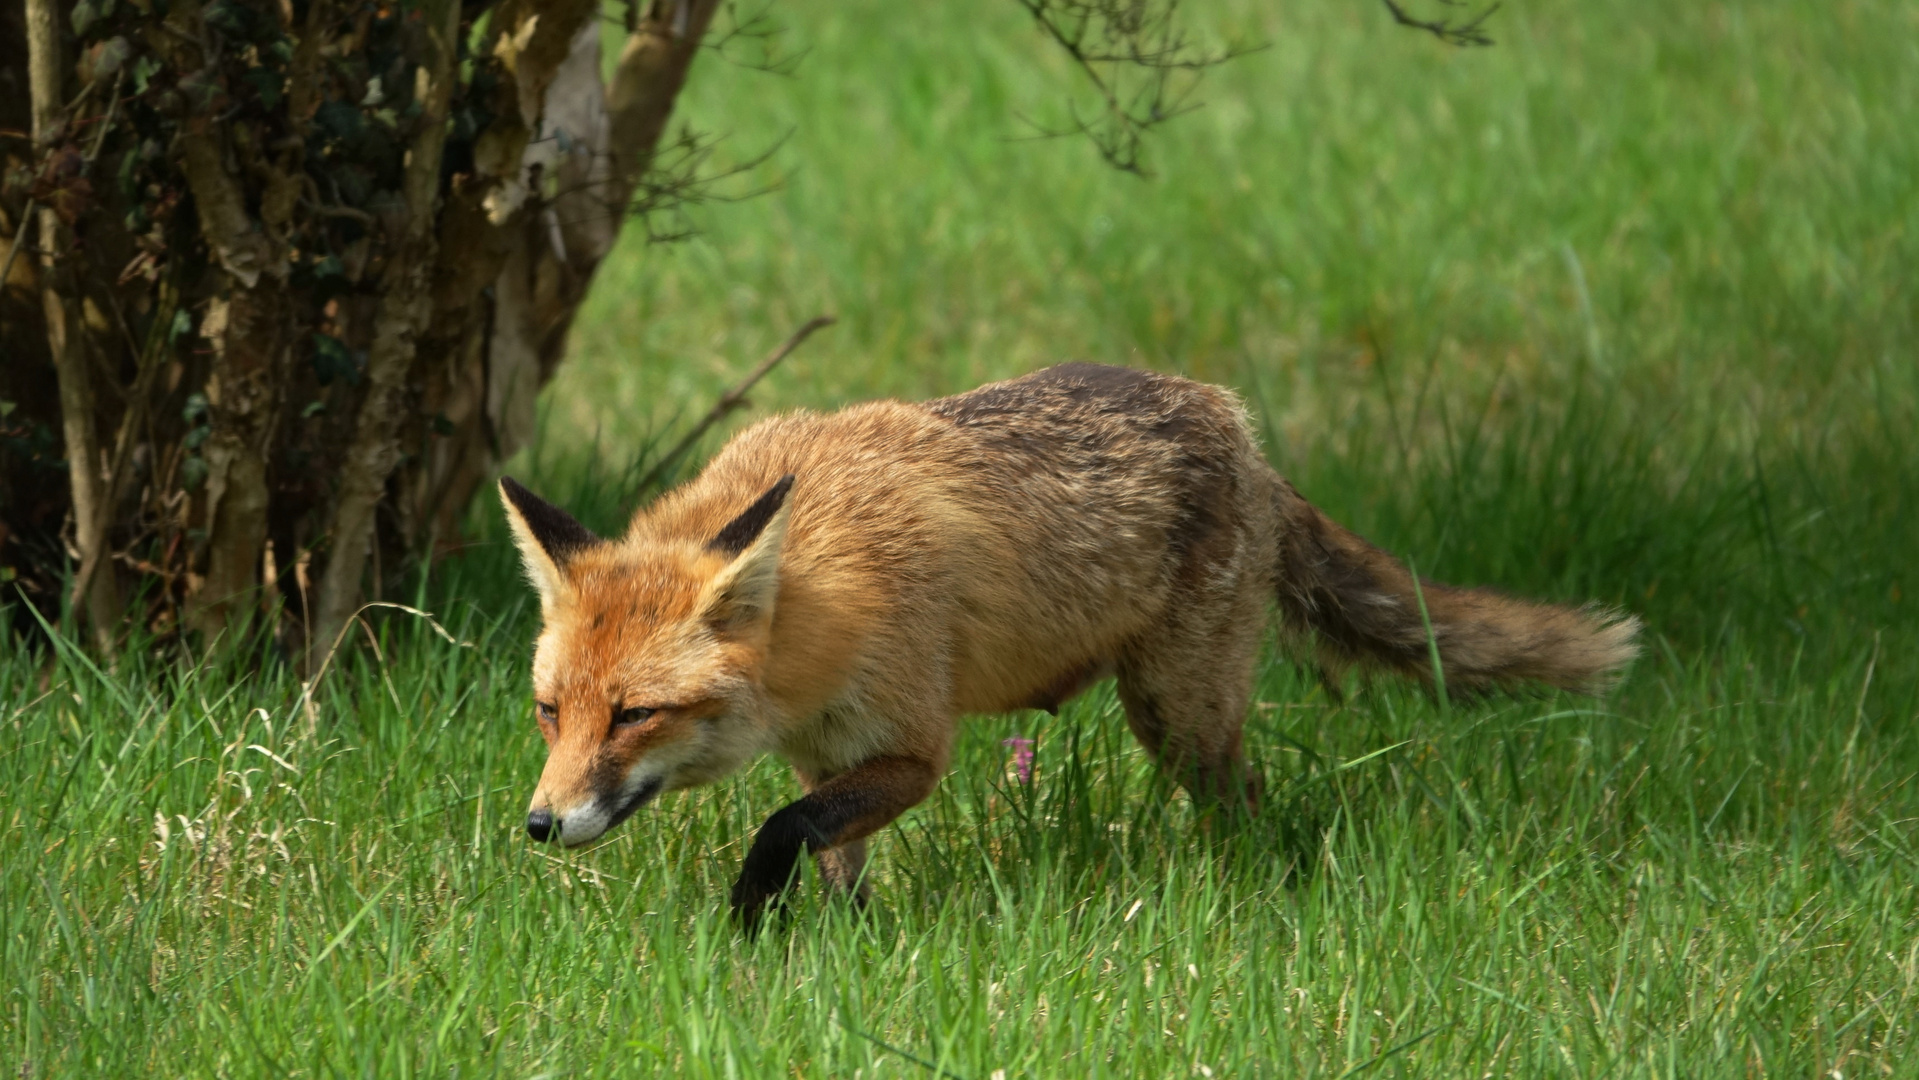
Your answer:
615;706;656;729
536;701;557;725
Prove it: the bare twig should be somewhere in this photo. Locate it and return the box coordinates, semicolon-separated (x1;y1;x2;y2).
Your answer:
1379;0;1499;46
702;0;807;76
0;202;35;288
1016;0;1492;174
635;315;836;494
84;72;125;163
1013;0;1253;176
541;127;790;243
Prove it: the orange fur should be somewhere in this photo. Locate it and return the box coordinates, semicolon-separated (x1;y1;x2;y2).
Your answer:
501;364;1640;920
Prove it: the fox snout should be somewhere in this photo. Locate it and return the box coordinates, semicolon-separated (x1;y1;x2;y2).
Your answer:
526;774;666;846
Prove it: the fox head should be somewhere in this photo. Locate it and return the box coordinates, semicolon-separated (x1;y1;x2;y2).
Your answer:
500;474;795;847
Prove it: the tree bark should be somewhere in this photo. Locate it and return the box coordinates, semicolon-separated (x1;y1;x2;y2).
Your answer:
158;0;291;641
394;0;626;556
177;137;289;639
397;0;725;550
308;0;463;666
28;0;119;649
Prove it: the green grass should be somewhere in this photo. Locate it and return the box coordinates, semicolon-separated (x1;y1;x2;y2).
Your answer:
5;618;1915;1077
6;0;1918;1075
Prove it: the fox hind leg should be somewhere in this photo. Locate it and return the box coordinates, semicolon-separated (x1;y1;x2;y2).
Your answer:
1115;575;1269;812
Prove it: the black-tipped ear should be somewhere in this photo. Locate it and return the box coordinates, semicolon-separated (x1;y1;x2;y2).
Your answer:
707;475;795;558
500;476;600;566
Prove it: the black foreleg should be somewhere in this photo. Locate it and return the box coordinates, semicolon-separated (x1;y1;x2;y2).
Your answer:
730;755;938;932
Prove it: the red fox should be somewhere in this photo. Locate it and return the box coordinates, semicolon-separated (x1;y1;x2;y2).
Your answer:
501;364;1638;926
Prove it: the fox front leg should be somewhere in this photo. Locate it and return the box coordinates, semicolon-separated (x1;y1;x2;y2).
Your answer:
730;755;939;932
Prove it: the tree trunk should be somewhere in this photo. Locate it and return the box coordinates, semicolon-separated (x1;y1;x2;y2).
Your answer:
26;0;119;650
308;0;462;665
176;130;290;640
0;0;735;656
394;0;726;552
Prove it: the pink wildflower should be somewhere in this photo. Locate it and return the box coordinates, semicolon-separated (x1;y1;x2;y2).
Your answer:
1002;735;1035;785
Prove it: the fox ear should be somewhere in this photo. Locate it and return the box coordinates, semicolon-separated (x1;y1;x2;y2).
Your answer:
706;474;795;557
698;476;795;630
499;476;600;610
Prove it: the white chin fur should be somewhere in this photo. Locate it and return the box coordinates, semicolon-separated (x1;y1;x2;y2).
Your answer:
554;763;667;846
555;804;610;846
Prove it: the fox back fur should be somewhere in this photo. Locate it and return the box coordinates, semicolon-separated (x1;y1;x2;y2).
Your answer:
501;363;1639;926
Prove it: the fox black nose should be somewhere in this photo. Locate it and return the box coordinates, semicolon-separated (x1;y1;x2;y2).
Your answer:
526;808;555;843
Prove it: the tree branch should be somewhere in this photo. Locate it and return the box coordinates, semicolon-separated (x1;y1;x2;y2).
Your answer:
605;0;727;215
69;276;173;623
635;315;836;494
59;72;134;625
1013;0;1252;176
1378;0;1499;47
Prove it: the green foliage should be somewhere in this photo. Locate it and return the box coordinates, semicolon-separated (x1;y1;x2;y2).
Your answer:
5;0;1916;1075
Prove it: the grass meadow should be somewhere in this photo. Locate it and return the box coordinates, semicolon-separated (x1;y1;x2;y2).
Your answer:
6;0;1918;1074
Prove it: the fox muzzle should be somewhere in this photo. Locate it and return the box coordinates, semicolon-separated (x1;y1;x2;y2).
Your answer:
526;774;666;847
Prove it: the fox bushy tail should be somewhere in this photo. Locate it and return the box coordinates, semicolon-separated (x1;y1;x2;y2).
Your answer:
1272;484;1641;695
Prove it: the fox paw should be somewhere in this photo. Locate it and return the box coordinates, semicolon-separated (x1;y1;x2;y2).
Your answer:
731;807;830;933
729;873;792;935
730;847;802;935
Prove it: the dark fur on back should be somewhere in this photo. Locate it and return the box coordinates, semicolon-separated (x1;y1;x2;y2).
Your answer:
927;362;1249;588
933;363;1640;697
